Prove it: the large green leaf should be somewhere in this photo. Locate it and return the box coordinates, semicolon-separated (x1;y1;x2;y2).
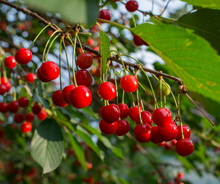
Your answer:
22;0;99;26
30;119;64;174
178;9;220;55
180;0;220;10
133;23;220;105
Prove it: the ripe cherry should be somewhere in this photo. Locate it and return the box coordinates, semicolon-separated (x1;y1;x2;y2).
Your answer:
0;84;7;95
18;97;29;108
115;120;130;136
152;108;172;127
98;82;116;101
176;138;194;156
52;90;68;107
21;122;32;133
0;102;8;113
157;122;178;141
134;124;151;143
75;70;93;87
4;82;11;92
76;53;93;70
126;0;139;12
120;75;138;93
40;61;60;80
100;104;120;123
15;48;32;65
25;113;34;122
26;73;37;83
37;109;47;121
150;126;163;144
32;104;42;114
4;56;17;69
99;119;117;135
135;111;152;126
14;114;24;124
118;103;129;118
133;35;143;46
176;124;191;140
0;77;8;84
128;105;142;121
177;172;184;179
37;68;51;82
87;162;93;170
69;85;92;109
99;9;111;21
87;38;94;46
8;101;19;113
62;85;75;104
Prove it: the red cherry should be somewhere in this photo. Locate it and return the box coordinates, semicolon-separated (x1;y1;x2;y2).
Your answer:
178;172;184;179
62;85;75;104
158;142;166;147
18;97;29;108
176;124;191;140
4;56;17;69
37;109;47;121
0;84;7;95
87;38;94;46
26;73;37;83
52;90;67;107
118;103;129;118
157;122;178;141
83;178;94;184
32;104;42;114
4;82;11;92
40;61;60;80
133;35;143;46
152;108;172;127
135;111;152;126
25;113;34;122
134;124;151;143
100;104;120;123
99;9;111;21
75;70;93;87
128;105;142;121
99;119;117;135
69;85;92;109
176;138;194;156
120;75;138;93
0;77;8;84
8;101;19;113
21;122;32;133
76;53;93;70
15;48;32;65
115;120;130;136
98;82;116;101
87;162;93;170
37;68;51;82
0;102;8;113
150;126;163;144
14;114;24;124
171;139;177;145
126;0;139;12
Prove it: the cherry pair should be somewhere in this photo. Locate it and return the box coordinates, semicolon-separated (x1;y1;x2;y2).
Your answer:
0;77;11;95
32;104;47;121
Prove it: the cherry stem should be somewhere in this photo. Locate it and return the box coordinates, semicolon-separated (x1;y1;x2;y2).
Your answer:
139;67;159;109
139;92;145;111
62;38;72;85
130;92;135;107
59;38;62;90
68;33;78;88
28;24;60;50
42;30;60;63
163;80;178;108
2;59;7;80
113;68;118;105
122;89;125;104
160;78;163;108
177;93;184;139
45;33;61;62
137;89;143;125
110;50;127;76
76;35;84;54
185;93;215;126
164;96;166;108
131;13;137;28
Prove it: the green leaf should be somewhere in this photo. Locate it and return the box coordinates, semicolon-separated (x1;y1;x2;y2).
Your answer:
119;178;130;184
180;0;220;10
76;126;104;160
178;9;220;55
133;23;220;105
100;30;110;75
30;119;64;174
112;147;124;159
22;0;99;27
67;132;88;171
